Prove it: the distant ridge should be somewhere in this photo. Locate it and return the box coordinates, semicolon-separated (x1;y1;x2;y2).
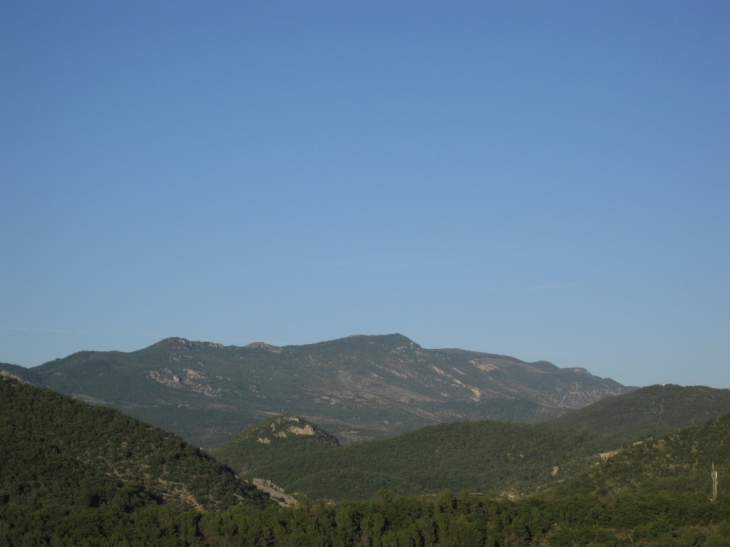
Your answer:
0;361;41;384
1;334;631;449
547;384;730;439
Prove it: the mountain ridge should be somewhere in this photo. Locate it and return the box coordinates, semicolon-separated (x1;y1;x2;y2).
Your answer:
1;333;632;449
546;383;730;438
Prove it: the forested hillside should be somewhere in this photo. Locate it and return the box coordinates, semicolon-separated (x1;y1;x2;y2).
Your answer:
213;414;339;477
1;334;630;448
226;418;627;501
547;384;730;439
0;377;269;513
3;377;730;545
4;487;729;545
562;410;730;498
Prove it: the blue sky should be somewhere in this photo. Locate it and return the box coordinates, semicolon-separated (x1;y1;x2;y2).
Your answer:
1;1;728;388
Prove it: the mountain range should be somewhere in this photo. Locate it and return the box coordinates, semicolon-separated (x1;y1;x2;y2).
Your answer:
0;334;631;449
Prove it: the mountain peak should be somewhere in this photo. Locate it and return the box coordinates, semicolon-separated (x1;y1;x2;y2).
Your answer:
244;342;282;353
241;414;339;446
149;337;227;351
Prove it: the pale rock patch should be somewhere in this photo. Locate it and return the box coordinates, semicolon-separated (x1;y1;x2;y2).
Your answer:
253;478;296;506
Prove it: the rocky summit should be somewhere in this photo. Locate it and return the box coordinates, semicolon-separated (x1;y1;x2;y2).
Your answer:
213;414;339;476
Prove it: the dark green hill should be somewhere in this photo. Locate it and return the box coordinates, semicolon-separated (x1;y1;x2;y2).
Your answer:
0;377;269;513
213;414;339;477
547;384;730;439
561;410;730;498
0;361;41;383
234;418;627;501
2;334;630;449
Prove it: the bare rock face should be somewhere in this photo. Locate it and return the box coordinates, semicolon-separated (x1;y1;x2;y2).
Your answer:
0;370;23;382
252;478;296;507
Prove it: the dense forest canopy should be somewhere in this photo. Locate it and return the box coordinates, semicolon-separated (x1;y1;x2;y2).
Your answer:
220;417;627;501
0;378;269;513
2;376;730;545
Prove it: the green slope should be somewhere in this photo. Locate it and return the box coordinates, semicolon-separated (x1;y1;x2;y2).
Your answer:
547;384;730;439
561;410;730;497
213;414;339;476
233;418;627;501
0;377;269;513
2;376;730;545
2;334;630;449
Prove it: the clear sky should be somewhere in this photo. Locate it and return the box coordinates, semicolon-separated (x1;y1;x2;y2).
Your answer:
1;1;728;389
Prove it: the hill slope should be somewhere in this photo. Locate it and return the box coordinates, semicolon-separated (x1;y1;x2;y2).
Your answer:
0;377;269;512
0;361;41;383
213;414;339;476
4;334;630;448
561;410;730;497
547;384;730;439
227;417;627;501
